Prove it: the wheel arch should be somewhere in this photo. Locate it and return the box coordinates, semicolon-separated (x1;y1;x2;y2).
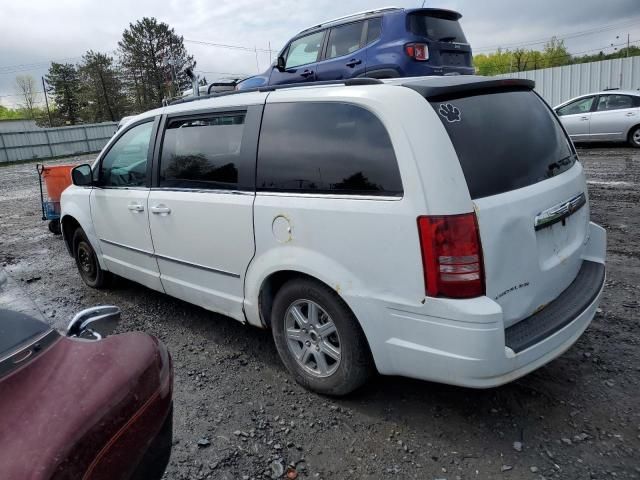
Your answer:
627;122;640;144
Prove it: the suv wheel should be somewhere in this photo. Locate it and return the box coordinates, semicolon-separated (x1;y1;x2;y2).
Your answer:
629;125;640;148
271;278;373;395
73;228;109;288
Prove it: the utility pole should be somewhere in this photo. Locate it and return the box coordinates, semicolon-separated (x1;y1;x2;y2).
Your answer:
41;76;52;127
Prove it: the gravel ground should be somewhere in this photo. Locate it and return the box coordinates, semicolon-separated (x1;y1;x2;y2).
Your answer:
1;147;639;480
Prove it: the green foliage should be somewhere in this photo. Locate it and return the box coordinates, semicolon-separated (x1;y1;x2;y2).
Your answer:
78;51;128;123
474;37;639;75
118;17;195;112
45;62;82;125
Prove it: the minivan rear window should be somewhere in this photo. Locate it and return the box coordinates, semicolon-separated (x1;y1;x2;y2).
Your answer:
430;90;575;199
408;12;467;43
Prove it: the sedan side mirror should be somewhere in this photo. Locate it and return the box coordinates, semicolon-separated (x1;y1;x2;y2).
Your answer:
66;306;121;340
71;164;93;187
276;55;286;72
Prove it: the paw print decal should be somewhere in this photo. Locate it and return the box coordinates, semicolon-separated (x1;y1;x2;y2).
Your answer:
438;103;461;123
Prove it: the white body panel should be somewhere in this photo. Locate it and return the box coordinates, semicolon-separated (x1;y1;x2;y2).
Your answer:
589;106;639;141
560;112;591;139
61;79;607;388
147;190;254;322
89;188;163;292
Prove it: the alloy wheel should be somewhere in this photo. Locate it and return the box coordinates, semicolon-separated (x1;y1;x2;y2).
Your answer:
284;299;341;378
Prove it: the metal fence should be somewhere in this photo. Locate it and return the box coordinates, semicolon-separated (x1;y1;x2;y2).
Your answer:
0;122;117;163
494;56;640;107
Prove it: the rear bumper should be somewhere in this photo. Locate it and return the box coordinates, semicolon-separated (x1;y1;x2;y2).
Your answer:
353;222;606;388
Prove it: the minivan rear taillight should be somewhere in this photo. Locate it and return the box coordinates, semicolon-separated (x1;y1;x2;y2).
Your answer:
405;43;429;61
417;213;485;298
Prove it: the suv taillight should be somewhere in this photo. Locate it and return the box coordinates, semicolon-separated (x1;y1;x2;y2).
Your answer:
405;43;429;61
417;213;485;299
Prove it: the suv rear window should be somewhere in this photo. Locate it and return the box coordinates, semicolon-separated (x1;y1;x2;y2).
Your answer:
408;12;467;43
430;90;575;199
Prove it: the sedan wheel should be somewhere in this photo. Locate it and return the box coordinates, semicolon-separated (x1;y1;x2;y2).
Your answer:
630;126;640;148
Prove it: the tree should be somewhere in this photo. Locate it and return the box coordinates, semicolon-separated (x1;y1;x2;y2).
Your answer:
45;63;81;125
78;51;128;122
118;17;195;112
542;37;570;68
15;75;38;119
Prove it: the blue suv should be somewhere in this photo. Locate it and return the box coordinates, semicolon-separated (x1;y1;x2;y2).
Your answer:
236;7;474;90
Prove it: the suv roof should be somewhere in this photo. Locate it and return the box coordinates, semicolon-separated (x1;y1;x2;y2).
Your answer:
296;6;463;37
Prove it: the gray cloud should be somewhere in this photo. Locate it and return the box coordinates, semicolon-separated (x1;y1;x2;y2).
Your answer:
1;0;639;107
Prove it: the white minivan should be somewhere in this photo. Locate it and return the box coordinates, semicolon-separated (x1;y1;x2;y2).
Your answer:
61;76;606;395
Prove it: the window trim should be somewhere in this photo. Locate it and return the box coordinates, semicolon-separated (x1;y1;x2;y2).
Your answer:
255;100;404;198
95;116;159;189
320;20;367;61
152;105;263;192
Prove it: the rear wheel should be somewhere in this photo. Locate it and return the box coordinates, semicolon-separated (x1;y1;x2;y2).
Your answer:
48;220;61;235
271;278;374;396
73;228;109;288
629;125;640;148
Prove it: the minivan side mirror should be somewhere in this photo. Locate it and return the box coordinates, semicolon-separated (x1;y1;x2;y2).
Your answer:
276;55;286;72
71;164;93;187
66;306;121;340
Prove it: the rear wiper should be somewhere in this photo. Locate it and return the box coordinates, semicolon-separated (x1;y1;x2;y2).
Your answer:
438;36;457;42
547;154;576;176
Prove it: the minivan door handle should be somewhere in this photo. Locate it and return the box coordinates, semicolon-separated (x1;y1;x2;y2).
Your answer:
580;116;589;121
150;205;171;215
127;203;144;212
300;69;314;78
346;58;362;67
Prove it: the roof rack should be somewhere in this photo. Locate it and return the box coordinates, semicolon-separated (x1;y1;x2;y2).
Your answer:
169;78;383;106
298;7;402;34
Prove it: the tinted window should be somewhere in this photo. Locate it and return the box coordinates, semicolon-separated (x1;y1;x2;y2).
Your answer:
160;113;245;190
366;17;382;44
596;94;634;111
286;31;325;68
430;90;574;199
408;13;467;43
557;96;594;116
100;121;153;187
326;22;364;59
257;103;402;196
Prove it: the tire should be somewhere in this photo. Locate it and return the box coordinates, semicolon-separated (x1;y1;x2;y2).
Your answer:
72;228;109;288
271;278;374;396
48;220;61;235
629;125;640;148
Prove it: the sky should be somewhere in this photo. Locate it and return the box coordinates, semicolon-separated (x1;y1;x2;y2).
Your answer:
1;0;639;108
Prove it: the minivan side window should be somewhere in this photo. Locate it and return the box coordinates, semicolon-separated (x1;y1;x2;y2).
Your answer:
159;113;245;190
100;121;153;187
285;31;325;68
257;102;403;196
326;21;364;59
366;17;383;44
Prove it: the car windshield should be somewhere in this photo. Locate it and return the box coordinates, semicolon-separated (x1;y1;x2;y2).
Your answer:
408;12;467;42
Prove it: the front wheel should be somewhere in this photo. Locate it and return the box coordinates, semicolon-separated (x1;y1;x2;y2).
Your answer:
271;278;374;396
629;125;640;148
73;228;109;288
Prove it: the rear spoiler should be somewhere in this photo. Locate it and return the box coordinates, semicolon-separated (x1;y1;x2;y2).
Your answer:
402;78;535;100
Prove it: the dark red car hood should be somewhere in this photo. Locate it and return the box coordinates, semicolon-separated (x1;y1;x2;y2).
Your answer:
0;331;172;480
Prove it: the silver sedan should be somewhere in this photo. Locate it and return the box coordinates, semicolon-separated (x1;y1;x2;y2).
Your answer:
554;90;640;147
